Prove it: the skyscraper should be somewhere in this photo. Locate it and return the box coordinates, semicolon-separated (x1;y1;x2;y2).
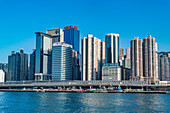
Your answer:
46;28;64;44
105;33;119;64
0;63;8;79
126;48;130;59
160;55;169;81
29;49;36;80
119;48;124;60
81;34;104;81
158;52;170;81
131;37;143;79
64;26;80;53
64;26;80;80
102;33;121;81
0;63;8;70
101;42;105;64
0;70;5;82
35;32;52;81
142;35;157;83
72;50;80;80
124;58;131;69
131;35;158;83
35;28;64;81
52;42;73;81
8;49;28;81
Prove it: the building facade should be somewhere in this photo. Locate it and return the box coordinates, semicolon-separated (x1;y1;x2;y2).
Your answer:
29;49;36;80
0;63;8;80
35;32;52;81
81;34;104;81
102;33;121;81
131;37;143;80
46;28;64;44
72;50;80;80
35;28;64;81
158;52;170;81
126;48;130;59
130;35;158;83
8;49;28;81
121;68;131;80
52;42;73;81
0;63;8;70
124;58;131;69
141;35;157;83
101;42;105;64
102;64;121;81
105;33;119;64
0;70;5;82
64;26;80;80
64;26;80;54
119;48;124;60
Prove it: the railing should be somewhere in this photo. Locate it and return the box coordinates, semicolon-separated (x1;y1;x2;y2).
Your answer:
0;80;149;86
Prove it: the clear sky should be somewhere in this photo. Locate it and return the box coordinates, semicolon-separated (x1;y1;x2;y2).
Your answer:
0;0;170;63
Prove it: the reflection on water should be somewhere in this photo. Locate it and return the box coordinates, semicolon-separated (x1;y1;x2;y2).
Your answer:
0;92;169;112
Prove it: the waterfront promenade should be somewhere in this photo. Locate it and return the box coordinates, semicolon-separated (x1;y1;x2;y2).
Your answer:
0;80;169;90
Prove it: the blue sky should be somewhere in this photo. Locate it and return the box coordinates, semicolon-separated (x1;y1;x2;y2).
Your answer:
0;0;170;63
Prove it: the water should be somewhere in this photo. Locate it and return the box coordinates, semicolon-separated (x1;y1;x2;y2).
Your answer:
0;92;169;113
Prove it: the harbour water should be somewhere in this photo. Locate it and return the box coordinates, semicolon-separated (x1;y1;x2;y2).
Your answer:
0;92;169;113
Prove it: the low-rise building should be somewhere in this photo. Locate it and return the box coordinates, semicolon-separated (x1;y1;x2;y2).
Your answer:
102;63;121;81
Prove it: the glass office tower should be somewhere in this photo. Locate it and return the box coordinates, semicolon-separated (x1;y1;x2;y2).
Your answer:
46;28;64;44
64;26;80;80
52;42;73;81
105;33;119;64
102;33;121;81
35;32;52;81
64;26;80;55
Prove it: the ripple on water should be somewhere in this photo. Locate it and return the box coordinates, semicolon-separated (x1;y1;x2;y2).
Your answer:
0;92;169;112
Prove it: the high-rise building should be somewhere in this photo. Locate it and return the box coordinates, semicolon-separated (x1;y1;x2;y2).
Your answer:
72;50;80;80
100;42;105;79
131;37;143;80
64;26;80;53
155;52;159;79
105;33;119;64
46;28;64;44
64;26;80;80
0;63;8;70
8;49;28;81
126;48;130;59
160;55;170;81
142;35;157;83
102;33;121;81
81;34;104;81
0;70;5;82
130;35;158;83
101;42;105;64
0;63;8;79
35;28;64;81
121;68;131;80
29;49;36;80
52;42;73;81
119;48;124;60
124;58;131;69
35;32;52;81
158;52;170;81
